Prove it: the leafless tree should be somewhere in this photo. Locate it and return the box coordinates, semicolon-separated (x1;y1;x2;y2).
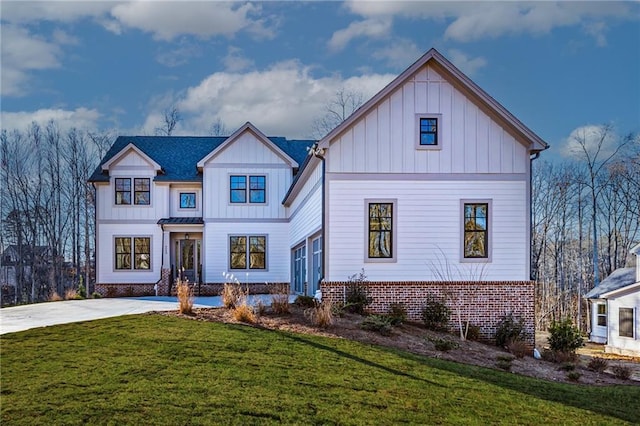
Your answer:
311;88;364;139
156;106;182;136
210;118;228;136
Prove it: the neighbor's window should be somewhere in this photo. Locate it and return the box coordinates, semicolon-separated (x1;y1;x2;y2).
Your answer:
368;202;393;259
180;192;196;209
249;176;266;203
115;237;151;270
619;308;634;338
597;304;607;327
229;235;266;270
464;203;489;258
134;178;150;205
230;176;247;203
115;178;131;205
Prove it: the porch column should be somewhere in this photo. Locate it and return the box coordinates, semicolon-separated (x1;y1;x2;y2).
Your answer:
162;230;170;268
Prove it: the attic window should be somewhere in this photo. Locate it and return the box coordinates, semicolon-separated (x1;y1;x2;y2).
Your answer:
416;114;442;151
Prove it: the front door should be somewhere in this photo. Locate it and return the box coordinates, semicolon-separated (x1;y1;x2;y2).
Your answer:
176;239;200;283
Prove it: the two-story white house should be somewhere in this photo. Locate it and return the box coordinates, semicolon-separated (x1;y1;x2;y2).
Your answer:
90;48;548;342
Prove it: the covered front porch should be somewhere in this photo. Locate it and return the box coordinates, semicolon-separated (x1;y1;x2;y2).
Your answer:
158;217;204;293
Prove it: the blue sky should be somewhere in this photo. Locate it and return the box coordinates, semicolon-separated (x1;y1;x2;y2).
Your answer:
1;1;639;158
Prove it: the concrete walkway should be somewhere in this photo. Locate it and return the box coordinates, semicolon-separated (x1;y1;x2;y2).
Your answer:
0;295;286;335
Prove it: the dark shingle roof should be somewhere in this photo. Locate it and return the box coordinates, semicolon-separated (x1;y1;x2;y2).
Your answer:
89;135;314;183
157;217;204;225
584;267;636;299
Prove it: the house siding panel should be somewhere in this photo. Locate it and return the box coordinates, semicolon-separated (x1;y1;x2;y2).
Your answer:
326;179;527;282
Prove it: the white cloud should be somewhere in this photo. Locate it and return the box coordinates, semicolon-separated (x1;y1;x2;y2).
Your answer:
343;1;636;44
328;18;392;51
109;1;274;41
561;124;619;159
156;43;202;68
0;1;116;23
446;49;487;77
140;62;395;138
1;108;102;133
223;46;254;72
371;38;422;69
0;25;63;96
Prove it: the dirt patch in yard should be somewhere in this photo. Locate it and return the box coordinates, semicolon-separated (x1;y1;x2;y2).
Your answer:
157;304;639;386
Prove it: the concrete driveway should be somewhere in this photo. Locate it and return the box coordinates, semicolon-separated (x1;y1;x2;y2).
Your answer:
0;295;290;335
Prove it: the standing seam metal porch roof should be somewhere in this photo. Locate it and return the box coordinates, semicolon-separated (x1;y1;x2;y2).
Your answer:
89;135;314;183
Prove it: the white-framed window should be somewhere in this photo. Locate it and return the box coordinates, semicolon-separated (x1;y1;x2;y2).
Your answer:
365;199;397;263
114;236;151;270
229;235;267;270
461;199;492;262
597;303;607;326
230;175;266;204
292;244;306;294
619;307;634;338
415;114;442;151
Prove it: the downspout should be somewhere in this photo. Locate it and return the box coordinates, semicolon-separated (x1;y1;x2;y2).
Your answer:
312;144;326;294
529;151;541;281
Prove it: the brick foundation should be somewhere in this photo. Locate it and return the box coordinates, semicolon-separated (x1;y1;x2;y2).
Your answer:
321;280;535;346
95;281;291;298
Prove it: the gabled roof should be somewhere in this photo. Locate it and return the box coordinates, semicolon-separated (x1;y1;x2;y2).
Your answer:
584;268;636;299
197;122;300;169
101;143;162;172
89;131;313;183
318;48;549;153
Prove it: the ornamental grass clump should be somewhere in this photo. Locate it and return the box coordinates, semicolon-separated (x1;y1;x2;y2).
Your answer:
587;357;609;373
271;284;290;315
305;300;334;328
176;279;194;315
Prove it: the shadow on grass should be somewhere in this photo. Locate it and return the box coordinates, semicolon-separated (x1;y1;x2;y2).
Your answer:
388;346;640;424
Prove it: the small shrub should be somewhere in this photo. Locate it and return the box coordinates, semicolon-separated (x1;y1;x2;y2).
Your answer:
77;281;87;299
331;301;346;317
294;295;317;308
233;303;256;323
496;359;512;371
360;315;394;336
345;269;372;314
305;300;334;328
611;365;632;380
176;280;194;315
429;337;459;352
548;319;584;354
466;324;481;341
91;292;102;299
587;357;609;373
495;313;525;347
496;355;515;362
49;291;63;302
421;295;450;331
559;362;576;372
387;303;407;325
566;371;581;382
64;288;79;300
506;340;529;359
271;284;290;315
542;349;578;364
221;283;241;309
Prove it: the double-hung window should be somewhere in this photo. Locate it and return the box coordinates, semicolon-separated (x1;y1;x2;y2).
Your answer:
619;308;634;338
416;114;442;150
229;235;266;270
230;175;266;204
115;178;131;205
462;201;491;261
366;200;396;262
115;237;151;270
597;304;607;326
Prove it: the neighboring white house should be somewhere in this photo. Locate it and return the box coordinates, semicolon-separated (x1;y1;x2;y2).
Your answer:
585;243;640;356
90;48;548;342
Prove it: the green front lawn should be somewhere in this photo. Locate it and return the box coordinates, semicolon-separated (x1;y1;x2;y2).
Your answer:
1;315;638;425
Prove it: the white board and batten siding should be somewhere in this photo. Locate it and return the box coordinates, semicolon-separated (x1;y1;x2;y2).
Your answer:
203;222;290;284
288;162;323;247
201;131;292;221
326;64;528;175
96;150;169;222
606;290;640;355
326;179;528;282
